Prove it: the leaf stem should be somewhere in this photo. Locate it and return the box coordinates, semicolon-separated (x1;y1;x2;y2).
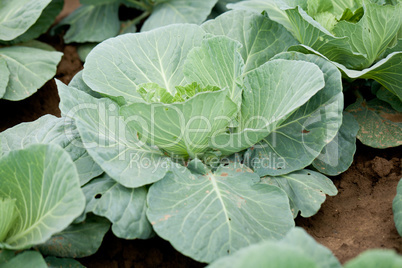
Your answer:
121;11;150;33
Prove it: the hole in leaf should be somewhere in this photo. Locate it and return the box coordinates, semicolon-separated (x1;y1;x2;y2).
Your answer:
95;194;102;199
228;217;231;221
227;249;230;254
307;173;311;175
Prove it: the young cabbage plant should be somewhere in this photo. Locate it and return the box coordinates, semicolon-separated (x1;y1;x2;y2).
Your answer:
0;0;63;100
57;10;341;263
228;0;402;100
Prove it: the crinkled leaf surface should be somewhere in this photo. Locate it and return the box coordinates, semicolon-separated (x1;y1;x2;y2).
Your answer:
0;144;85;250
1;0;63;45
45;257;85;268
0;0;52;41
284;6;367;69
147;162;294;263
121;88;237;159
0;251;47;268
393;178;402;236
78;174;153;239
312;112;359;176
214;58;326;156
184;36;244;106
0;58;9;98
53;3;120;43
346;98;402;148
57;80;170;188
332;2;402;68
0;114;103;186
201;10;298;73
248;52;343;176
36;215;110;258
0;46;62;101
261;170;337;218
141;0;218;32
344;249;402;268
83;24;206;102
290;45;402;101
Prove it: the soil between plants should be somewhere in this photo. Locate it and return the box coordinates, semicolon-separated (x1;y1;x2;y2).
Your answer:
0;1;401;266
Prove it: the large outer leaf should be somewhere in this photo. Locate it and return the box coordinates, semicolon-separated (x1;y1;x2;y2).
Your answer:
212;59;325;155
208;227;341;268
0;58;9;98
36;215;110;258
0;114;103;186
392;179;402;236
83;24;206;102
0;251;47;268
53;3;120;43
248;52;343;176
312;112;359;176
393;178;402;236
78;174;153;239
333;1;402;67
147;163;294;263
57;80;170;188
0;144;85;250
184;36;244;106
201;10;298;73
121;89;238;159
344;249;402;268
261;170;337;218
346;98;402;148
0;0;52;41
141;0;218;32
1;0;64;45
0;46;62;101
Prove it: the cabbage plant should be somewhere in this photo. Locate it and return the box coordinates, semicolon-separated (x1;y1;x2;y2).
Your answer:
0;0;63;100
229;0;402;100
228;0;402;149
54;9;342;263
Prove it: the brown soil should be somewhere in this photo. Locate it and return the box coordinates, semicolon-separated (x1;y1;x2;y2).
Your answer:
297;144;402;264
0;0;401;267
